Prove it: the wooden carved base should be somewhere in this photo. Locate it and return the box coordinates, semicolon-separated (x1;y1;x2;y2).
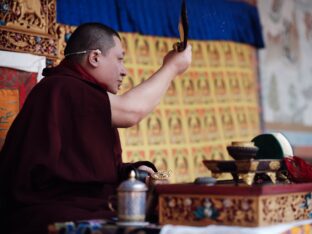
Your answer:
157;183;312;227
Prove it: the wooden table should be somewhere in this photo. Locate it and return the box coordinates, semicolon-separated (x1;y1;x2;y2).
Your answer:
156;182;312;227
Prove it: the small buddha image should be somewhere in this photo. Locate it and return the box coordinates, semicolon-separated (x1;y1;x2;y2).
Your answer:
168;112;184;143
235;108;249;137
221;108;234;131
197;72;211;102
206;43;220;67
120;34;132;64
235;45;246;67
203;109;219;141
212;72;227;101
155;40;169;54
214;72;226;91
147;116;162;135
241;72;254;96
193;42;205;67
125;123;143;146
174;151;189;181
210;146;225;160
204;111;218;132
220;108;236;139
227;72;241;97
135;37;151;64
193;150;208;175
182;75;195;96
222;42;234;66
187;114;202;142
169;115;182;135
151;151;168;172
166;80;177;97
182;74;196;104
164;80;179;105
227;72;243;101
155;40;169;65
236;109;248;127
147;113;164;144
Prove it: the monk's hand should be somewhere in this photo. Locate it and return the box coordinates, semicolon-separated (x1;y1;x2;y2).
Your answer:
149;177;169;186
162;44;192;76
137;165;155;185
149;170;171;186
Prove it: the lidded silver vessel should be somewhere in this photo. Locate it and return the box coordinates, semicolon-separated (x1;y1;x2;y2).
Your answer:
117;170;148;222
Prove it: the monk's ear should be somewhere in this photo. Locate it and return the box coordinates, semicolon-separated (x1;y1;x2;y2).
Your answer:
87;49;102;67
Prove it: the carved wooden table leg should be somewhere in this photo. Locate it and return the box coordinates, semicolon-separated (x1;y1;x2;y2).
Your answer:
266;172;277;184
240;172;255;185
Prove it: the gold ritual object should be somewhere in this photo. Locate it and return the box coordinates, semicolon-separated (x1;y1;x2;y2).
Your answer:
203;159;284;185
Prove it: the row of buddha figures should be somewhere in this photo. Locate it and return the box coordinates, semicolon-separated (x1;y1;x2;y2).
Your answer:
120;106;260;146
119;68;258;105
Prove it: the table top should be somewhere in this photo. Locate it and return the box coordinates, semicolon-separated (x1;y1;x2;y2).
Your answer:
155;182;312;196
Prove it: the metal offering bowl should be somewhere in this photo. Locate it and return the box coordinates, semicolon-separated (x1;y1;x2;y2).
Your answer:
226;145;259;160
231;141;255;147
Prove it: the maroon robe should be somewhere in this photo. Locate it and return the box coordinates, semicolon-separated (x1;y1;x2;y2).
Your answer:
0;60;155;234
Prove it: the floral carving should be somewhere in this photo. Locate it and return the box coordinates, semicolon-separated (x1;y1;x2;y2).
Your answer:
159;192;312;226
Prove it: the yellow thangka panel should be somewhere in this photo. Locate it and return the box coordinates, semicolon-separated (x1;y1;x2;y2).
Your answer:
118;33;261;183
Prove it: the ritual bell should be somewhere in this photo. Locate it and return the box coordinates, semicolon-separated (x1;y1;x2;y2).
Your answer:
117;170;148;222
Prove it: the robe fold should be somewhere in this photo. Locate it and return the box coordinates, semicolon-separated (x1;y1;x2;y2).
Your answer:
0;60;155;234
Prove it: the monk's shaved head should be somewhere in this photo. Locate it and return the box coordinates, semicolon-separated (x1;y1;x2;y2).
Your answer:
64;22;120;62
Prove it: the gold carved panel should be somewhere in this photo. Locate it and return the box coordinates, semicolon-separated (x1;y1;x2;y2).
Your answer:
0;0;75;65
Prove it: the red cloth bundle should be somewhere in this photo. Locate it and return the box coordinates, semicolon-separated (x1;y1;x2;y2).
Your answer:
284;156;312;182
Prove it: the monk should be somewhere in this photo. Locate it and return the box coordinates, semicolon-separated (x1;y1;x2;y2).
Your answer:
0;23;192;234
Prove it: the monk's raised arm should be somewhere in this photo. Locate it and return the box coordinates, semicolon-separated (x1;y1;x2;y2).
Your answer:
108;45;192;128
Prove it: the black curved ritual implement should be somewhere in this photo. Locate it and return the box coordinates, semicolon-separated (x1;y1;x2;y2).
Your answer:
175;0;189;52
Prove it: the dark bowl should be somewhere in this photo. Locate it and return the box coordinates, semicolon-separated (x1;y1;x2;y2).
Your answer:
226;145;259;160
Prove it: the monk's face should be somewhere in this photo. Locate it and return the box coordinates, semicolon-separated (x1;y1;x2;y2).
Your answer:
95;36;127;94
